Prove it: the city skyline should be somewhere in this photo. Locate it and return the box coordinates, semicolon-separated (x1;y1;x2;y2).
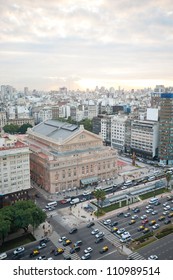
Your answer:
1;0;173;91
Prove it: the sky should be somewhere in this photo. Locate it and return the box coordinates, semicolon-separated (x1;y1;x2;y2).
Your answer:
1;0;173;91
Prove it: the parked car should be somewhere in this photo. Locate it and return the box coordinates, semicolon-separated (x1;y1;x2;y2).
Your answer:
37;243;46;250
81;253;91;260
95;237;104;243
86;222;95;228
13;247;25;255
99;246;109;254
69;228;78;234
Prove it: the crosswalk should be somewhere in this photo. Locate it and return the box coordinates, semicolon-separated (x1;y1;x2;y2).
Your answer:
127;252;146;260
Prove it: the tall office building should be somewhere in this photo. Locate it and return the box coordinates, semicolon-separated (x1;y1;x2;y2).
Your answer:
159;93;173;165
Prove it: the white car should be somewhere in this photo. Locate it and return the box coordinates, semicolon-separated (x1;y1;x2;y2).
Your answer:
58;236;67;243
103;219;111;225
13;247;25;255
146;209;153;213
131;215;138;220
152;223;160;230
91;229;99;235
141;215;147;220
37;243;46;250
81;253;91;260
95;232;104;238
148;255;158;260
84;247;93;254
117;228;125;235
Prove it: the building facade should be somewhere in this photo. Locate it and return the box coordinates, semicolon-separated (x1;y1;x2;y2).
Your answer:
131;120;159;159
159;93;173;165
111;115;128;151
26;120;118;193
0;135;32;208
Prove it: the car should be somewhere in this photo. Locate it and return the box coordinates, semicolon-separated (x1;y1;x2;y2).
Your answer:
81;253;91;260
146;205;153;209
84;247;93;254
141;215;147;220
117;228;125;235
158;215;165;221
163;211;169;216
58;236;67;243
131;215;138;220
154;201;161;206
47;257;54;260
146;208;153;214
74;240;82;247
129;219;136;225
149;220;156;226
103;219;112;225
148;255;158;260
164;219;171;224
63;239;72;246
99;246;109;254
0;252;7;260
142;218;149;225
124;212;131;218
168;212;173;218
133;207;140;213
30;250;40;257
110;221;118;227
36;255;46;260
95;232;104;238
164;206;171;211
151;210;158;215
37;243;46;250
13;247;25;255
117;212;124;217
69;228;78;234
91;229;99;235
137;225;145;231
152;223;160;230
86;222;95;228
143;228;150;234
163;202;169;207
54;248;64;255
64;255;72;260
111;227;118;233
95;237;104;243
70;246;81;254
39;237;50;244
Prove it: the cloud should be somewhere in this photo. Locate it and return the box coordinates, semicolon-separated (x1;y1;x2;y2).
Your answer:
0;0;173;90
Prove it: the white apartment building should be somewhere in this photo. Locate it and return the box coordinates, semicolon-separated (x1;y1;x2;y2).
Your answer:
131;120;159;159
38;107;52;122
0;112;7;130
0;135;32;208
101;115;112;143
111;115;128;151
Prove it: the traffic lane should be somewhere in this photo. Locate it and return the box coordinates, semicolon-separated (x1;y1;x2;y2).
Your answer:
138;233;173;260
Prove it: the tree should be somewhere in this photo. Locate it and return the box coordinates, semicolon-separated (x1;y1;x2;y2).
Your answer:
18;123;32;134
3;123;19;134
92;189;106;218
0;216;11;244
165;173;172;190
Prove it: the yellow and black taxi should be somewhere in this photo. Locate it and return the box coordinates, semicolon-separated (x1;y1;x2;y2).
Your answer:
111;227;118;233
63;239;72;246
143;228;150;234
149;220;156;226
137;225;145;231
168;212;173;218
30;249;40;257
55;248;64;255
99;246;109;254
158;215;165;221
128;219;136;225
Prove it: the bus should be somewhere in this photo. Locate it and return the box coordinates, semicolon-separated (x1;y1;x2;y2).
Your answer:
100;185;113;192
149;197;159;205
45;201;58;209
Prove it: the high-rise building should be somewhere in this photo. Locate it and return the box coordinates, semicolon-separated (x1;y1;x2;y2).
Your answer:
0;135;32;208
159;93;173;165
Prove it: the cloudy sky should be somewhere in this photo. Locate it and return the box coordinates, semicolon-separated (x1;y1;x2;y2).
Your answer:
1;0;173;91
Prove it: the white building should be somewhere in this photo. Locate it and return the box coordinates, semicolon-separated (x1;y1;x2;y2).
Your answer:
0;135;32;207
38;107;52;122
111;115;128;151
131;120;159;159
